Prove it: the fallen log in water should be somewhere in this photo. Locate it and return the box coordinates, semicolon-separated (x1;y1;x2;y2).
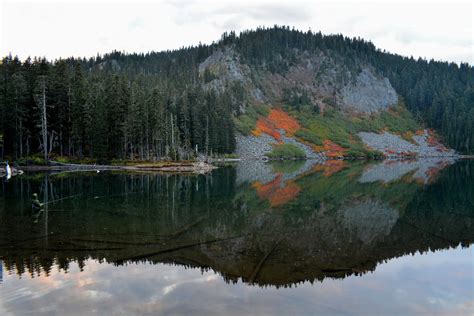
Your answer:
249;241;280;283
20;161;217;174
115;235;244;264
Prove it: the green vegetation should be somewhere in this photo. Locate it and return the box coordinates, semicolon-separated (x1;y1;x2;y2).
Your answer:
355;103;419;133
234;104;270;135
16;155;48;166
267;143;306;159
222;153;240;159
270;160;306;173
293;102;421;156
293;161;421;213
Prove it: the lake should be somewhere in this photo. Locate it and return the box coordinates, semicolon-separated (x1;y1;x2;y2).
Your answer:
0;159;473;315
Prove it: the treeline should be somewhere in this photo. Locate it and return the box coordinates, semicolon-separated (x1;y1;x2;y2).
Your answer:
1;26;473;159
0;57;235;161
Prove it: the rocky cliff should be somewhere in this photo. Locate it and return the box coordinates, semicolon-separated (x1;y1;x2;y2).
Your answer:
199;48;398;114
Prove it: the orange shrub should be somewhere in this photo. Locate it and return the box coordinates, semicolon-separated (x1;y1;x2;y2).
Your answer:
252;108;300;140
253;118;281;141
267;108;301;135
426;135;439;147
402;131;414;141
320;140;348;158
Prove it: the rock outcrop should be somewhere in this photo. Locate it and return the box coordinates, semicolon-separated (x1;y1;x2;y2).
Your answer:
359;158;456;184
358;130;457;158
235;129;325;160
340;68;398;113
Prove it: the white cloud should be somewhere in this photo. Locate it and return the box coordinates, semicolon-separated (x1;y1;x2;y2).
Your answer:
0;0;472;64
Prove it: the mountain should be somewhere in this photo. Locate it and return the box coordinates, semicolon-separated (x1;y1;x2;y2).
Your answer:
1;26;472;161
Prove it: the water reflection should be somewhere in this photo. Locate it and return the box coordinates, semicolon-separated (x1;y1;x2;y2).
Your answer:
0;159;472;290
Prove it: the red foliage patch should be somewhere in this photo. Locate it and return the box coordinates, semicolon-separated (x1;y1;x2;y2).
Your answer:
252;108;300;141
253;118;281;141
267;108;301;136
313;140;348;158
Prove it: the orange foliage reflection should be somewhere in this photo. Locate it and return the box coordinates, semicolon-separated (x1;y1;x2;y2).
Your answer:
252;174;301;207
313;160;347;177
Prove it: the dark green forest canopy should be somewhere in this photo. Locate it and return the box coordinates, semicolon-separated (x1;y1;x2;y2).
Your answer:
1;26;473;161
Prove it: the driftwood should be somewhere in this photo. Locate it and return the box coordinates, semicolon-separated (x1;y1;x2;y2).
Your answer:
160;216;206;238
399;219;455;243
67;217;206;245
69;238;168;246
0;247;124;251
21;161;217;174
0;233;62;248
115;235;244;264
249;241;280;283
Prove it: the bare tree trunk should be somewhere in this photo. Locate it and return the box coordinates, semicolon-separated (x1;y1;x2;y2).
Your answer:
41;77;48;161
14;101;18;158
205;115;209;161
67;85;71;156
26;135;30;157
145;106;149;160
48;131;55;156
19;120;23;158
171;114;175;151
59;130;63;156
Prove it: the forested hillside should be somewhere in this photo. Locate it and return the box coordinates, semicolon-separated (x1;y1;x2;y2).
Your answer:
1;26;472;161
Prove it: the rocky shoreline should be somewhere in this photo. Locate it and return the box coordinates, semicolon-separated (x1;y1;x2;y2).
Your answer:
236;128;460;161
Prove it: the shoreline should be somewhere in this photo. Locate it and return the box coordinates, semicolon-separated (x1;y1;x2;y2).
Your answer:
5;154;472;175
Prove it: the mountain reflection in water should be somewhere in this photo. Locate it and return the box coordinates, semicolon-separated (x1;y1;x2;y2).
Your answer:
0;158;472;290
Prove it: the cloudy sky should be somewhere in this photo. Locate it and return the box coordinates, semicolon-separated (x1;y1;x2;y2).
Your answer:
0;0;472;64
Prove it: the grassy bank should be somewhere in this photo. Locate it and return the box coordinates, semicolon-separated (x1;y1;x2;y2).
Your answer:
267;143;306;159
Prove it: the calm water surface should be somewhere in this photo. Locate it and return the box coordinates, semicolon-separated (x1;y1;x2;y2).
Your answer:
0;159;473;315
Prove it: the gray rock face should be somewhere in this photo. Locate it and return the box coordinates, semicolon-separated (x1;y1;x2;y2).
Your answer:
338;199;399;244
359;131;418;153
235;160;275;186
358;130;458;157
235;133;275;159
359;158;456;184
280;130;323;159
198;48;250;94
340;68;398;114
235;131;325;160
236;159;321;186
198;49;399;116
